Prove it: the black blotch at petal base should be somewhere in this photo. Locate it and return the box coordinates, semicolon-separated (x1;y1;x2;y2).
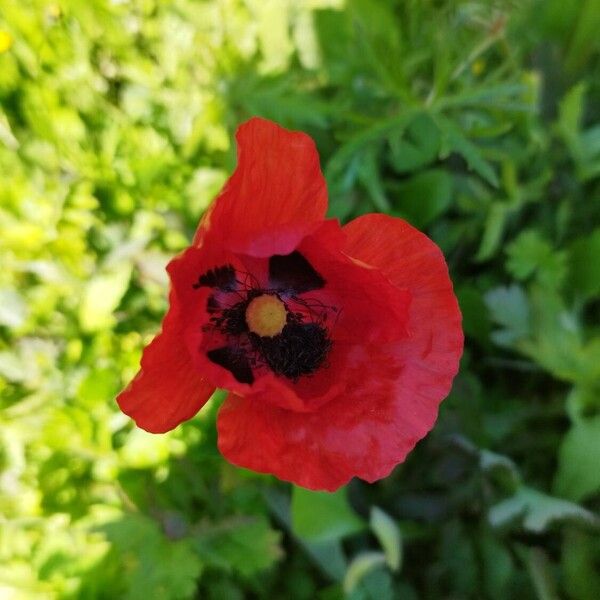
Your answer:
268;251;325;294
207;346;254;384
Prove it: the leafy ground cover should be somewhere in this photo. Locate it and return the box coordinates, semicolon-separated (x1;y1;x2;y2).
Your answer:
0;0;599;598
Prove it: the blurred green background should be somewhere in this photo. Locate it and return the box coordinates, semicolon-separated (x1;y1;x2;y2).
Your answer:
1;0;599;598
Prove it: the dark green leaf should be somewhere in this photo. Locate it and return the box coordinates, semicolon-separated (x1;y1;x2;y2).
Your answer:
567;229;600;299
436;115;499;187
389;112;440;173
394;168;453;228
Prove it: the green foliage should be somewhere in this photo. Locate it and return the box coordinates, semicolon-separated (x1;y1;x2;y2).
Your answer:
555;416;600;502
489;486;600;533
568;228;600;299
291;487;365;543
369;507;402;572
101;514;203;600
1;0;599;598
193;517;283;577
506;230;567;288
343;553;388;597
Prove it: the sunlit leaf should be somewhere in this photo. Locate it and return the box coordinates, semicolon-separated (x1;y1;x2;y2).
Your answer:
0;289;27;328
79;264;132;332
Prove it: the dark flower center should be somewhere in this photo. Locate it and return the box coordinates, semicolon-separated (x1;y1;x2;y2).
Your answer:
194;251;336;384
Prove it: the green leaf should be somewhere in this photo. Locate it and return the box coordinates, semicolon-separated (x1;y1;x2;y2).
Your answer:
265;488;347;582
581;123;600;159
369;507;402;571
394;168;453;228
325;113;416;184
436;115;499;187
506;230;567;288
347;566;395;600
521;286;595;385
479;449;522;491
79;264;132;332
557;82;600;179
449;435;521;491
101;514;203;600
389;112;440;173
554;416;600;502
193;516;283;577
78;367;119;407
0;350;26;382
254;0;294;74
480;532;514;600
306;540;348;583
119;428;173;469
565;0;600;73
558;82;586;145
484;285;530;346
312;8;353;83
476;202;508;261
456;286;492;343
347;0;405;94
562;530;600;600
357;147;390;211
440;521;477;594
526;547;561;600
291;487;365;543
567;229;600;300
489;486;600;533
0;288;27;328
343;552;387;595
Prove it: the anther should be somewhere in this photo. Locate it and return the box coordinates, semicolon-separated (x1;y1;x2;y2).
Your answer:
245;294;287;338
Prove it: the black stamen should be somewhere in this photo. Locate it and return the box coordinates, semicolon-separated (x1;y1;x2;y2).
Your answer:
251;322;331;381
269;251;325;294
207;346;254;384
204;298;250;336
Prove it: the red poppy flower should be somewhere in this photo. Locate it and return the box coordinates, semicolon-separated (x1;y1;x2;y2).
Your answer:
117;117;463;491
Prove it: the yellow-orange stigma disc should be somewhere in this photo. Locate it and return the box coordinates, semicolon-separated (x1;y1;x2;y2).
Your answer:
245;294;287;337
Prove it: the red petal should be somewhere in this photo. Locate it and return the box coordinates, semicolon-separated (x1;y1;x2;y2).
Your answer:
194;117;328;257
343;213;463;362
343;214;463;405
216;342;438;491
216;214;462;490
117;293;215;433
